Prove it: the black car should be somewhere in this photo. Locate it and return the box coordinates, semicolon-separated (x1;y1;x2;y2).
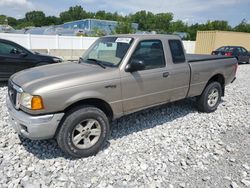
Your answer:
212;46;250;64
0;39;63;81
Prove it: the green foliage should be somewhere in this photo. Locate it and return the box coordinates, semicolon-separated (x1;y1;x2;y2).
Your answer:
205;20;231;31
115;21;134;34
187;20;233;40
14;19;34;29
234;19;250;33
60;5;89;23
0;15;7;25
169;20;188;33
7;17;18;27
1;5;250;40
25;11;46;27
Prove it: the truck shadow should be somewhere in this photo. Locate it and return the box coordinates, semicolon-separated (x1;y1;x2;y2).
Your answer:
19;98;200;160
110;98;197;140
0;81;8;87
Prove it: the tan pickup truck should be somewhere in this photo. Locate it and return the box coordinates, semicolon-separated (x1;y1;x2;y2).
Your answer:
7;34;237;157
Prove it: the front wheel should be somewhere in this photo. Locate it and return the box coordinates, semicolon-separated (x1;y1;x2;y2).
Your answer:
57;106;110;158
197;82;222;113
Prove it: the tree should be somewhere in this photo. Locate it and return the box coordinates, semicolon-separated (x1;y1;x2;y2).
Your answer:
169;20;188;33
95;11;106;19
154;13;173;32
115;21;134;34
205;20;231;31
234;19;250;33
0;15;7;25
44;16;61;26
15;19;34;29
25;11;46;27
60;5;88;23
130;11;149;30
130;11;173;32
7;17;18;27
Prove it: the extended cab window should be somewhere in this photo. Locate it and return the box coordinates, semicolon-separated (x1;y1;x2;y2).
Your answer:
130;40;165;70
169;40;185;63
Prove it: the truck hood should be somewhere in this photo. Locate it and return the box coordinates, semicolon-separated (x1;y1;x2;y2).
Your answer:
11;62;119;94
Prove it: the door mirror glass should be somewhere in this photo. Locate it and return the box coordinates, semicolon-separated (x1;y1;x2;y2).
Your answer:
19;51;28;57
125;59;145;72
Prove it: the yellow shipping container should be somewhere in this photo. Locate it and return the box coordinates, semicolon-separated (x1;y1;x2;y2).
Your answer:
195;31;250;54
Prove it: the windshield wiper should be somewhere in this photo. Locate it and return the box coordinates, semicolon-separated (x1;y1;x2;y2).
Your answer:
85;58;106;69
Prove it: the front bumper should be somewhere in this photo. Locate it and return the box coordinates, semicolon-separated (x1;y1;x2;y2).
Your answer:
6;95;64;140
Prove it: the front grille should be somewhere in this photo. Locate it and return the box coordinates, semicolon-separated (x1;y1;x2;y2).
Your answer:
8;80;22;109
8;81;17;107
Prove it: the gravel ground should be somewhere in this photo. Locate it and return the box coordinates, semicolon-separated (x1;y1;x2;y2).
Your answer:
0;65;250;188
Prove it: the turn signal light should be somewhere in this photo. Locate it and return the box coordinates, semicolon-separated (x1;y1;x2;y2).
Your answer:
31;96;44;110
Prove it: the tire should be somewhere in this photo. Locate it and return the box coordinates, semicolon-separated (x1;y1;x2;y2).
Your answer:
56;106;110;158
197;82;222;113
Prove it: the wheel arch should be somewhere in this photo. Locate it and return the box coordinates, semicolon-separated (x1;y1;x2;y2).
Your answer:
63;98;114;122
205;74;225;96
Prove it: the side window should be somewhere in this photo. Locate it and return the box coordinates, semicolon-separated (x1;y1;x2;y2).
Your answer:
169;40;185;63
217;47;225;51
130;40;165;70
241;48;247;53
0;42;21;55
236;47;242;53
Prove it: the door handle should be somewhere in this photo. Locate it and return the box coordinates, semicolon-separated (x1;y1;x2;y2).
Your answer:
163;72;169;78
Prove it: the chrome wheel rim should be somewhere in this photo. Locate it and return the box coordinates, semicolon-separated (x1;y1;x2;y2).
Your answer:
207;88;219;107
72;119;101;149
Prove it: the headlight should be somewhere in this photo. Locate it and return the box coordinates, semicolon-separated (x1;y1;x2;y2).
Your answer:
20;92;44;110
52;57;63;63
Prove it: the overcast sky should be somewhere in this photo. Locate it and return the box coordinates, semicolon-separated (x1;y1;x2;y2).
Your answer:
0;0;250;26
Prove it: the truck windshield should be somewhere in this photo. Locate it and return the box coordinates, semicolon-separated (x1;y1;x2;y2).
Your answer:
81;37;133;67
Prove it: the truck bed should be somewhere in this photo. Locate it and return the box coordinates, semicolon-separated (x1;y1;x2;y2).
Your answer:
186;54;235;63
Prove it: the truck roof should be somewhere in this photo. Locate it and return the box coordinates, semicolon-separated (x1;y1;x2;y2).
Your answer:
104;34;181;40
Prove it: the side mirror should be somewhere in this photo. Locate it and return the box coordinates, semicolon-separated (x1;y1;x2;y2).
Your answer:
125;59;145;72
20;51;28;57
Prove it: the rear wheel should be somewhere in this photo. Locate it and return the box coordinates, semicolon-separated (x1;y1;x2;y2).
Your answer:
197;82;222;113
57;106;110;158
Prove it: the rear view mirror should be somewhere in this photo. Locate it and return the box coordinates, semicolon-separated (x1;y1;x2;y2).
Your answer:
125;59;145;72
106;42;113;47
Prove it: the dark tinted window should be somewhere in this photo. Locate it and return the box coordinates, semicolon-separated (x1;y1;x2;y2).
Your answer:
217;47;225;51
0;42;22;55
169;40;185;63
236;47;242;53
224;47;235;52
241;48;248;53
130;40;165;70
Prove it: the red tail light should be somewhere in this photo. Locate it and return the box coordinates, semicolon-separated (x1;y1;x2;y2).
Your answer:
225;52;233;56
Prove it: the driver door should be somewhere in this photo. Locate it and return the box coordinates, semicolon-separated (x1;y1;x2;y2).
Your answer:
120;40;169;113
241;47;250;63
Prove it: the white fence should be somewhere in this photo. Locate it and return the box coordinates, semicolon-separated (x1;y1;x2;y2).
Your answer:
0;33;196;53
